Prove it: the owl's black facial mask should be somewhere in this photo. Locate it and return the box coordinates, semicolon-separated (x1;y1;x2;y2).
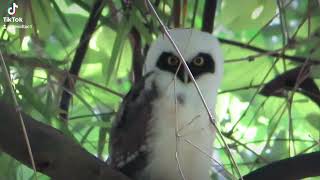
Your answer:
156;52;215;83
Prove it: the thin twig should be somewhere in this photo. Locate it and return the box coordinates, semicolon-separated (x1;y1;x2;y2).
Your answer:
69;112;115;120
0;50;38;180
238;98;268;141
224;48;283;63
249;101;287;171
228;57;280;134
225;135;268;164
285;48;316;156
219;38;320;64
173;65;186;180
183;139;236;180
219;84;265;94
175;152;186;180
75;75;124;98
144;1;243;179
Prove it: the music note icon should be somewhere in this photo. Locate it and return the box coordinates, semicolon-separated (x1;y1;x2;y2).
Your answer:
8;3;18;16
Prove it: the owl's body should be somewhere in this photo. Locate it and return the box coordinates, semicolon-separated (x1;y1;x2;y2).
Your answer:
109;29;223;180
141;72;216;180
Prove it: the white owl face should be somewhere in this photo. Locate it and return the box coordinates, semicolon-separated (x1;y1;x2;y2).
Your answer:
143;29;223;102
144;29;223;82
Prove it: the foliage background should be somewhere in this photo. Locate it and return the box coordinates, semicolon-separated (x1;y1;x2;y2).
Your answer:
0;0;320;179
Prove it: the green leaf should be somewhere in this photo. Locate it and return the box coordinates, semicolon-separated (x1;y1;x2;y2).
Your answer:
50;0;73;33
306;113;320;130
0;153;18;180
16;84;52;122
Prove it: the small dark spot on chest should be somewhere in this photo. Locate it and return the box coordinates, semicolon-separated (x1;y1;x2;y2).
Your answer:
177;94;185;105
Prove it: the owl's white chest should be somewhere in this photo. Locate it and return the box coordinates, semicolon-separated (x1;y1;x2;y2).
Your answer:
142;86;216;180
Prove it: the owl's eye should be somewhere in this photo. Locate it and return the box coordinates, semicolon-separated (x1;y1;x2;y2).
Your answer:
192;57;205;66
167;56;179;66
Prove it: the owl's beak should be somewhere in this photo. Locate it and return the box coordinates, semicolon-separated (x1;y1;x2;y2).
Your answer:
183;69;189;83
175;64;191;83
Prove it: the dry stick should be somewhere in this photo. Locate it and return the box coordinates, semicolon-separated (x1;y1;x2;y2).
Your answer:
280;17;319;156
69;112;115;120
144;1;243;179
299;142;319;155
173;63;186;180
224;48;283;63
219;84;265;94
183;139;235;180
178;122;236;178
277;0;293;155
218;38;320;65
249;101;288;171
226;135;268;164
75;75;124;98
171;63;232;179
285;8;315;156
285;55;314;156
237;138;315;146
238;98;268;141
0;50;38;180
228;57;280;134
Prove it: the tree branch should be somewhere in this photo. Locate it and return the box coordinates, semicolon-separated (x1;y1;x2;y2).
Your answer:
260;65;320;107
243;151;320;180
173;0;181;27
2;92;320;180
218;38;320;64
59;0;105;121
0;101;130;180
201;0;218;33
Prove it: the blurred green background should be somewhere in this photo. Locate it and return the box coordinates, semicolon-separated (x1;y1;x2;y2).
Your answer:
0;0;320;179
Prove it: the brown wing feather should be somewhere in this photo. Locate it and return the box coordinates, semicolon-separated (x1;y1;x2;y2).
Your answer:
108;73;157;178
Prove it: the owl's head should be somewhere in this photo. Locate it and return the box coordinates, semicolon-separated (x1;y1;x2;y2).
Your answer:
144;29;223;84
143;29;223;105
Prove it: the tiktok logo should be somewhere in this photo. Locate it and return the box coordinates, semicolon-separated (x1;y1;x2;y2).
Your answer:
3;2;23;23
2;2;30;29
8;3;18;16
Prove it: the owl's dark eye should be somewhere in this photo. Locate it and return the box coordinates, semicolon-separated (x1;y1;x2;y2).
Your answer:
189;53;215;78
167;56;179;66
156;52;215;83
192;57;205;66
